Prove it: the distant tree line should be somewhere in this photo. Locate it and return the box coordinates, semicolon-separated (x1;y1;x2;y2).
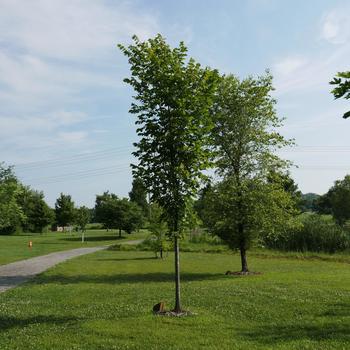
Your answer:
0;163;53;234
0;162;147;236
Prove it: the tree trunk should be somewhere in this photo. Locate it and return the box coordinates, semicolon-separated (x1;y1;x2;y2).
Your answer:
160;247;163;259
237;194;248;273
173;235;182;313
119;228;122;238
240;246;249;273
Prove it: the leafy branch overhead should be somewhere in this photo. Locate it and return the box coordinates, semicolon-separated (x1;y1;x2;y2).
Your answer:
330;71;350;119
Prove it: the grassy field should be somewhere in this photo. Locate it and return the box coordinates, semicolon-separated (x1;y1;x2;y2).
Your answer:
0;229;148;266
0;248;349;349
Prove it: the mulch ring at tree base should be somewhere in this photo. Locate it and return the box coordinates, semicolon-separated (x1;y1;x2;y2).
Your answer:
225;271;262;276
152;302;196;317
154;310;196;317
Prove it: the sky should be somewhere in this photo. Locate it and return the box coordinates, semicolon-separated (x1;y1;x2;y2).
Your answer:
0;0;349;207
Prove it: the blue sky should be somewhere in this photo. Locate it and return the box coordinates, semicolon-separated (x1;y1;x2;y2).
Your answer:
0;0;349;207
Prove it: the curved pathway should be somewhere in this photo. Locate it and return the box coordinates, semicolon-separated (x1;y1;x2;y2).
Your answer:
0;246;106;293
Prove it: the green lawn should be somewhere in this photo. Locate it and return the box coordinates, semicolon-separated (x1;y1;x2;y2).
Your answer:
0;229;147;265
0;249;349;349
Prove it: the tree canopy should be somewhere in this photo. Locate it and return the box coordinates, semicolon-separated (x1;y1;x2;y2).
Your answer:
129;177;148;217
95;192;144;236
75;206;91;232
0;163;24;234
95;192;119;230
324;175;350;226
19;187;54;233
55;193;75;228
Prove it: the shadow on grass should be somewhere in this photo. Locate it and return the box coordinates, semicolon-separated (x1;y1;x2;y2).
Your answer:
322;303;350;317
32;272;225;285
239;322;350;344
0;275;30;289
37;242;69;245
0;315;77;332
96;257;157;262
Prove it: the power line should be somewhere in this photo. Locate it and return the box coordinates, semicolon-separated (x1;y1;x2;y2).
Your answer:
14;146;132;166
20;164;131;183
27;168;131;186
12;144;350;171
296;166;350;171
280;145;350;152
14;147;134;170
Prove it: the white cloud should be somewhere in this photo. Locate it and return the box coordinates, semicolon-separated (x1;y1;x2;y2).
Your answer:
0;0;158;61
274;56;308;77
321;6;350;45
0;110;86;136
272;4;350;97
0;0;159;110
58;131;88;143
272;54;326;96
52;111;87;126
0;0;159;163
0;50;123;114
92;129;109;134
273;41;349;97
0;110;90;161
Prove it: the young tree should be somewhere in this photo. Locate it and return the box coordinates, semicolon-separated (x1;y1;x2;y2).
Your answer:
208;73;296;273
193;182;212;224
129;177;149;217
326;175;350;226
75;206;91;242
148;203;169;259
118;199;144;236
315;191;333;215
330;71;350;118
268;171;302;207
55;193;75;229
0;163;24;234
95;192;118;231
19;187;54;233
95;193;143;236
119;35;218;313
300;193;320;212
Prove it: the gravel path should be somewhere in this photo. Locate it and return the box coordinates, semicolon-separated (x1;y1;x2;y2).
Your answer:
0;246;107;293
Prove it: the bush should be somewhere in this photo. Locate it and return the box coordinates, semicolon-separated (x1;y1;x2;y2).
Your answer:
187;229;223;245
137;235;171;258
86;223;104;230
264;214;350;253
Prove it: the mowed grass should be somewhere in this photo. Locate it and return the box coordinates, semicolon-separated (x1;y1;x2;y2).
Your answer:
0;250;349;349
0;230;147;265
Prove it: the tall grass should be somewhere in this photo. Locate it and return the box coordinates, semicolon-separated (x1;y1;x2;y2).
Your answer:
264;214;350;253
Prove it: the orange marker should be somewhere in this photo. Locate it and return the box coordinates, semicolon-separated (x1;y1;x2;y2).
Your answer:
28;241;33;249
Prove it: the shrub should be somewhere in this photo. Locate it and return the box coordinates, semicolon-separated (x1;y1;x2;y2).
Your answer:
187;229;223;245
135;235;170;258
264;213;350;253
86;223;104;230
